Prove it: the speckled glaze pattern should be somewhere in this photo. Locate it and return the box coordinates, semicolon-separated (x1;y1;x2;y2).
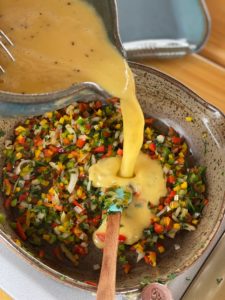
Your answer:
0;63;224;296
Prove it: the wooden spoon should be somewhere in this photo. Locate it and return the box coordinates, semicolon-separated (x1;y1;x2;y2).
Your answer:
96;212;121;300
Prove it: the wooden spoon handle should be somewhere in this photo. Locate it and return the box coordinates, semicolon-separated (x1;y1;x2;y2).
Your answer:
96;212;121;300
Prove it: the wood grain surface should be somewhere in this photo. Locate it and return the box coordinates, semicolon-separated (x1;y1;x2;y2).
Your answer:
201;0;225;68
142;55;225;113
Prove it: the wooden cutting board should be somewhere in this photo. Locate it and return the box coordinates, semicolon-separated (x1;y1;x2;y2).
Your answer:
0;289;13;300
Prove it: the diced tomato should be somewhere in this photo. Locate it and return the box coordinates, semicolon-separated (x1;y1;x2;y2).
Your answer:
117;148;123;156
16;221;27;241
149;143;156;152
154;223;164;234
76;139;86;148
94;145;105;153
172;136;182;145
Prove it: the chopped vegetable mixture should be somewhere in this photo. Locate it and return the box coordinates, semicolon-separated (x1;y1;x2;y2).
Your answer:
2;99;207;272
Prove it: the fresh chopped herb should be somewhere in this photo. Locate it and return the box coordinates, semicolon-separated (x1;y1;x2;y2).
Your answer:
167;273;177;280
0;213;6;224
216;277;223;285
0;130;5;137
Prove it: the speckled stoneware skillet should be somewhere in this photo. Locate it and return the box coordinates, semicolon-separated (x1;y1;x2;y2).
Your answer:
0;63;224;297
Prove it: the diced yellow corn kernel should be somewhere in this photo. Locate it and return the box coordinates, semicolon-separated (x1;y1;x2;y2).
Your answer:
16;152;23;159
173;223;181;230
59;117;65;124
173;185;180;192
185;116;193;122
170;201;179;209
181;182;188;189
15;126;26;133
40;119;48;126
192;219;199;225
158;245;165;254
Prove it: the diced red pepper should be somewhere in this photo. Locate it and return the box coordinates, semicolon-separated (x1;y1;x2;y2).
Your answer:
118;234;127;243
154;223;164;234
167;175;176;184
6;162;12;172
91;215;101;226
149;143;156;152
79;103;88;112
84;281;97;287
117;148;123;156
73;199;83;209
16;221;27;241
103;131;111;137
4;198;11;209
19;192;28;202
105;145;113;157
122;263;131;274
76;139;86;148
55;205;63;211
144;251;157;267
53;246;62;260
94;101;102;109
172;136;182;145
145;118;154;125
43;149;54;157
94;145;105;153
17;136;26;145
74;245;87;256
39;249;45;258
34;136;43;147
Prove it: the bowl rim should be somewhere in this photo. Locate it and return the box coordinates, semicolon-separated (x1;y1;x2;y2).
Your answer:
0;61;224;295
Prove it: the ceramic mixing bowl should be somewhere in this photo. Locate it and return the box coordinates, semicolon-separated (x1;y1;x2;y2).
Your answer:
0;63;224;296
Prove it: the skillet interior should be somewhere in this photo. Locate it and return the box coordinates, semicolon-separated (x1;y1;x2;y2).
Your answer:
0;63;224;295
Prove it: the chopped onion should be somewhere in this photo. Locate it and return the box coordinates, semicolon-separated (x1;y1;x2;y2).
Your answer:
67;173;78;194
4;140;13;149
137;252;145;262
49;162;59;170
93;264;100;270
15;160;34;175
174;244;181;251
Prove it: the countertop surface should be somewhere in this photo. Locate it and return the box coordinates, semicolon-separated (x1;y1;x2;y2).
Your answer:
1;0;225;299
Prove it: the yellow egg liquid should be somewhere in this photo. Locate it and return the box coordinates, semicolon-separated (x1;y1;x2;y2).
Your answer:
0;0;166;247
